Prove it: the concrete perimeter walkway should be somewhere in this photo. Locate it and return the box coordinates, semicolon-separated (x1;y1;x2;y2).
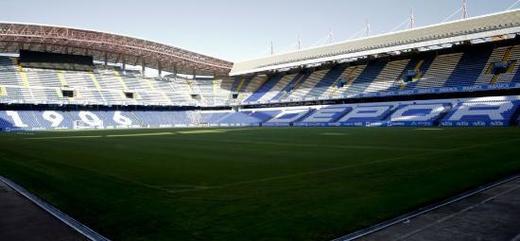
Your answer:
355;177;520;241
0;180;88;241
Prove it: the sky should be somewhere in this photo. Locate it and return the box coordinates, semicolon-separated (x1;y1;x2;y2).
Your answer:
0;0;518;62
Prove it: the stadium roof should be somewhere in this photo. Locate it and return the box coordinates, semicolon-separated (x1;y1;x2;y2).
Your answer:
0;22;233;76
231;9;520;76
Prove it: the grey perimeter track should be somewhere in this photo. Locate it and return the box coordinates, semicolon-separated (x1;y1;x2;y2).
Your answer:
0;179;89;241
344;176;520;241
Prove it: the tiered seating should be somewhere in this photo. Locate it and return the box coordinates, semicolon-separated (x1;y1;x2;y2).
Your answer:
190;78;232;106
0;60;209;106
398;56;435;90
364;59;410;93
4;86;31;103
218;112;262;125
414;53;463;89
443;47;493;87
0;57;21;86
440;97;519;126
244;74;283;103
388;102;454;126
229;75;268;102
3;40;520;111
157;78;187;105
344;61;387;96
324;65;367;99
335;104;396;127
97;69;127;90
284;70;326;101
131;111;194;127
296;97;519;127
241;43;520;105
296;105;352;126
1;95;518;131
199;111;232;124
304;65;347;100
264;108;315;126
248;110;280;122
257;73;298;102
500;45;520;83
120;72;150;91
474;46;510;85
214;78;235;105
272;72;308;102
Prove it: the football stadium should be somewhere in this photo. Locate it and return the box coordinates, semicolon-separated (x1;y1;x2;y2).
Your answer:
1;1;520;241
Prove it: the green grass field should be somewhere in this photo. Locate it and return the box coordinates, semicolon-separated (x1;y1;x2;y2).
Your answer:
1;127;520;241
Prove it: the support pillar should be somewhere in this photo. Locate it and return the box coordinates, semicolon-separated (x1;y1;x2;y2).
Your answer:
141;58;146;77
158;61;162;77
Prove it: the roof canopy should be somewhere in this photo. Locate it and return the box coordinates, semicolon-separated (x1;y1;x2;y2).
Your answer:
0;22;233;76
231;9;520;76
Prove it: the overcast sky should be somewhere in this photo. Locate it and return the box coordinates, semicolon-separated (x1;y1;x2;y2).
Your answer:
0;0;517;62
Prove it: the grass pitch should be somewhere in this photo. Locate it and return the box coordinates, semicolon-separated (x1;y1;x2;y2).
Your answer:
1;127;520;241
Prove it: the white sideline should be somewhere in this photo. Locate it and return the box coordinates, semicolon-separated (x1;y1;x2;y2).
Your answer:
0;176;111;241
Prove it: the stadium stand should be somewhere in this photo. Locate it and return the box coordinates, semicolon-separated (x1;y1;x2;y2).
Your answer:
1;10;520;131
241;42;520;105
2;40;519;109
440;97;520;127
0;60;205;106
1;96;518;131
